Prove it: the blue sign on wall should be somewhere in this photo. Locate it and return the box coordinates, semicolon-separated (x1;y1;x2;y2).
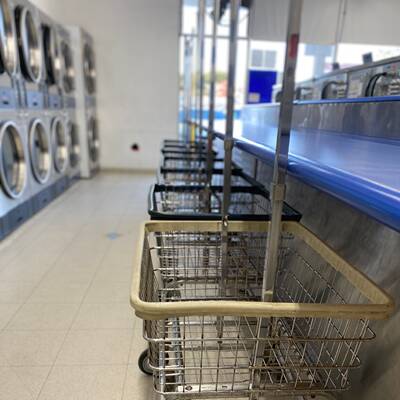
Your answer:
247;70;278;104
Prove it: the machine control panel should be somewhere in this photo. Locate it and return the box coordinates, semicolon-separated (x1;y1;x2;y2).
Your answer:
347;69;372;98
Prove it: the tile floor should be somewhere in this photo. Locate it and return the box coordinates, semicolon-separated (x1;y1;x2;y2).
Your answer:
0;173;155;400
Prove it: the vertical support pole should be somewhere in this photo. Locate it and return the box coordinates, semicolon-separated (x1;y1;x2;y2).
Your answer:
333;0;347;64
190;30;197;141
220;0;240;302
216;0;240;346
196;0;206;141
206;0;220;188
262;0;303;301
183;37;194;141
250;4;303;397
221;0;240;220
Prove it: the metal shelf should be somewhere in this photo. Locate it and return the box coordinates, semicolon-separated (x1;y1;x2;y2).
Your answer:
210;103;400;232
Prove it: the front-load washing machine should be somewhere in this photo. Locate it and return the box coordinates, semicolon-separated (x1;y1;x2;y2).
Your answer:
68;26;98;178
13;0;46;110
57;24;79;183
0;0;19;109
0;110;31;239
38;8;62;110
58;24;79;182
48;110;69;197
58;24;75;110
86;109;99;175
65;109;80;182
24;111;56;214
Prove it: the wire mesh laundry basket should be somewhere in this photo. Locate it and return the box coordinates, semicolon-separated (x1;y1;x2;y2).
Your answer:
157;167;250;186
161;148;216;157
161;155;224;169
148;184;301;221
131;220;393;399
163;139;207;150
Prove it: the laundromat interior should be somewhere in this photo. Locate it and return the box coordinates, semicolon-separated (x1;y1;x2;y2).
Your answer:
0;0;399;399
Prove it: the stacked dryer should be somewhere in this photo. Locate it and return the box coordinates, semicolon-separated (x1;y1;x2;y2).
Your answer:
0;0;95;240
58;24;80;183
0;0;76;239
26;4;64;213
68;26;99;178
0;0;31;239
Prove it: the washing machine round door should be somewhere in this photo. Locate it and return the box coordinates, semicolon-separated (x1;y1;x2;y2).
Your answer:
43;25;61;86
29;119;51;184
83;43;95;95
67;120;79;168
0;0;18;76
0;122;26;198
61;41;74;94
51;118;68;173
87;117;99;162
16;6;44;83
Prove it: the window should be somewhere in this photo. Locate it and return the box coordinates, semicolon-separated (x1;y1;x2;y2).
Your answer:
250;49;277;70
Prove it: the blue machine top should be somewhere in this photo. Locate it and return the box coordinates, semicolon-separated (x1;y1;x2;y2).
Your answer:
214;98;400;232
294;95;400;105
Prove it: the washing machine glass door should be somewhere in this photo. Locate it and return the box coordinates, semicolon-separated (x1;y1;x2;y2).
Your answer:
61;41;74;93
52;118;68;173
68;122;80;168
83;43;96;95
0;0;18;75
17;7;43;83
0;122;26;198
43;25;61;86
87;117;99;163
30;119;50;183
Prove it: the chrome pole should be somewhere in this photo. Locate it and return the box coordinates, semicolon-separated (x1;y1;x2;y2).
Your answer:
250;4;303;397
183;37;194;141
221;0;240;220
196;0;206;141
220;0;240;307
262;0;303;301
206;0;220;188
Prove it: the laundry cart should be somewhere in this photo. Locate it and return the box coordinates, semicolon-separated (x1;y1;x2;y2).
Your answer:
148;184;301;221
163;139;207;151
160;136;223;167
157;167;251;186
161;146;216;156
131;220;393;399
161;155;224;169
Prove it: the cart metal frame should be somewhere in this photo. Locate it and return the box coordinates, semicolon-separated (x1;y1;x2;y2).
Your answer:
131;220;394;399
148;184;302;221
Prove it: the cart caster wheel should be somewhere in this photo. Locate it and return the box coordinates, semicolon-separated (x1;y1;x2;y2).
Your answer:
138;350;152;375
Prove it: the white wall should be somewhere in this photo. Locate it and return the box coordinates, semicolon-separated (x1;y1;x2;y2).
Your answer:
33;0;180;171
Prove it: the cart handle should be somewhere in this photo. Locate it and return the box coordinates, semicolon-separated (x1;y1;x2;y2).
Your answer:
130;221;394;321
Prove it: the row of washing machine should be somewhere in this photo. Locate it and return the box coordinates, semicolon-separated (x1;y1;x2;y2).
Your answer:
0;0;100;240
273;55;400;102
